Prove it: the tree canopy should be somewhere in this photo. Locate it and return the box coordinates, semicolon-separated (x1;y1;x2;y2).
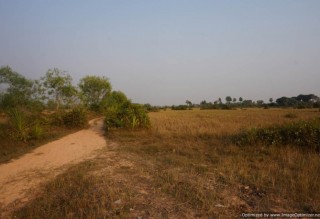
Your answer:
0;66;33;109
41;68;77;110
79;75;112;110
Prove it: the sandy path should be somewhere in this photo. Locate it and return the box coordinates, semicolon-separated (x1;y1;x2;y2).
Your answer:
0;117;106;213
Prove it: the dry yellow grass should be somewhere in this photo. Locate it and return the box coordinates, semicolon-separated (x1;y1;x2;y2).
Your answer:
13;108;320;218
150;108;319;137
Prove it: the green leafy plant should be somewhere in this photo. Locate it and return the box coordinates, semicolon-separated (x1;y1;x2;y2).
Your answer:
104;106;124;130
7;108;29;142
104;102;150;131
131;115;138;129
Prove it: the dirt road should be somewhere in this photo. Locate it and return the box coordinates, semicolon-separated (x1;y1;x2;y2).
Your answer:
0;118;106;214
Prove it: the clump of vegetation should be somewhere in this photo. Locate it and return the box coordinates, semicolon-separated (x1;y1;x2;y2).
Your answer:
7;108;29;142
105;102;150;131
234;118;320;152
143;103;160;112
171;105;188;110
199;100;234;110
78;75;112;112
62;108;88;128
50;109;88;128
40;68;78;111
220;104;233;110
6;108;47;141
104;90;150;131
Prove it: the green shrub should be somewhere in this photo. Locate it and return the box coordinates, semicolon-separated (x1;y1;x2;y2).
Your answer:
104;102;150;131
125;103;150;129
50;108;88;128
104;106;124;129
233;118;320;152
62;108;88;128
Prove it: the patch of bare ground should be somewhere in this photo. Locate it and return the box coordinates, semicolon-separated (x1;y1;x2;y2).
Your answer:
0;118;106;218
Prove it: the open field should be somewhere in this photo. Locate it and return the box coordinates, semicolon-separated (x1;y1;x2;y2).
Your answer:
10;108;320;218
150;108;320;137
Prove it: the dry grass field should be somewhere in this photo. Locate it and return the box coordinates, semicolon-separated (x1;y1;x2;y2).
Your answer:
13;108;320;218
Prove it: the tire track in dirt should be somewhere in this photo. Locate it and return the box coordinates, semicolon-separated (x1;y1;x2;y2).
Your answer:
0;118;107;216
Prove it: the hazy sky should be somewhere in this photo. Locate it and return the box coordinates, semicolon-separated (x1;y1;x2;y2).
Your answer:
1;0;319;105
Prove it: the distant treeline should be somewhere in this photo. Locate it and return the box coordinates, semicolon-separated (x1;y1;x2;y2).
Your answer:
144;94;320;111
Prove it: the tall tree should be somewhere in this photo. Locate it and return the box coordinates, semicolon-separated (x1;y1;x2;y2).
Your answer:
200;100;207;106
276;97;298;107
79;75;112;110
226;96;232;104
185;100;193;109
257;100;264;106
41;68;77;110
103;91;129;108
